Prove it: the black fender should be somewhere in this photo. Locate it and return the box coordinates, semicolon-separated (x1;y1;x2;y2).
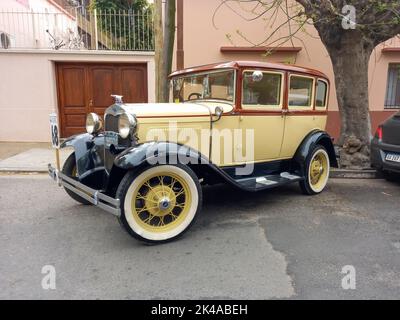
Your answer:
113;142;210;170
110;141;265;193
105;142;216;196
293;130;338;175
61;133;105;178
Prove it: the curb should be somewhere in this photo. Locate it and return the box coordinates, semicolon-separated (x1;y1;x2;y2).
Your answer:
330;169;377;179
0;168;48;174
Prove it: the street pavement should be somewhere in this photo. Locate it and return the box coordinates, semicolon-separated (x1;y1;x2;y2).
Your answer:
0;174;399;300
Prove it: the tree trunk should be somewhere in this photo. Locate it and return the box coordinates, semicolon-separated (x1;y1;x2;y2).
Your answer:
161;0;176;102
325;33;374;169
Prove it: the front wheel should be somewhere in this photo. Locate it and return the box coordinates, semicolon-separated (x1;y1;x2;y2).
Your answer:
299;145;330;195
116;164;202;243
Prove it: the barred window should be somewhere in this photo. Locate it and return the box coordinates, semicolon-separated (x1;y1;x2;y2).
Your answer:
385;64;400;109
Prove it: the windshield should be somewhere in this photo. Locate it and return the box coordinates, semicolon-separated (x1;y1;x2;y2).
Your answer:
172;70;235;103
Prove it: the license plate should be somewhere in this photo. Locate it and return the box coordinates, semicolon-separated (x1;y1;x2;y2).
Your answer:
386;153;400;163
105;131;119;148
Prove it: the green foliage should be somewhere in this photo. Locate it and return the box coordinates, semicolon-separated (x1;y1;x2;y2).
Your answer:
90;0;154;51
90;0;149;11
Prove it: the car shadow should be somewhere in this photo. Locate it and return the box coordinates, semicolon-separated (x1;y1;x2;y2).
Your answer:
199;182;303;221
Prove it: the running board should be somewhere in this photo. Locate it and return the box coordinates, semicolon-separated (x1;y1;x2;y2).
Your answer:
234;172;303;191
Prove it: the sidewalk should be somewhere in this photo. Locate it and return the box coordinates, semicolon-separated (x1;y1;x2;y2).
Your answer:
0;142;72;173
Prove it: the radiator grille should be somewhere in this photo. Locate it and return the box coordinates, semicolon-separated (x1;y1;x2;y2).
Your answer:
105;114;119;132
104;114;131;147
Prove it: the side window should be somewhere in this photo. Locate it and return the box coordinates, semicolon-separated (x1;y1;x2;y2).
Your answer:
289;76;314;107
242;71;282;108
316;80;328;108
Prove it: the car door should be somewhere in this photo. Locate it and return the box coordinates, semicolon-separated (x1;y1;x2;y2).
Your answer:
280;74;328;158
236;69;285;164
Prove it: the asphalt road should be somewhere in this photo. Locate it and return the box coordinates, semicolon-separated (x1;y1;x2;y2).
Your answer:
0;174;399;300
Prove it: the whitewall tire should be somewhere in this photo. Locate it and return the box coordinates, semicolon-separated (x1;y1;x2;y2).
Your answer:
299;146;330;195
116;164;202;243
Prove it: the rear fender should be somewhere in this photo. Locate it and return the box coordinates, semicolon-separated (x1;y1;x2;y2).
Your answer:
293;130;338;175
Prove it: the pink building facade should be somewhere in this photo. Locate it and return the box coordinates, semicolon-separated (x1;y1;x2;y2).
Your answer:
175;0;400;139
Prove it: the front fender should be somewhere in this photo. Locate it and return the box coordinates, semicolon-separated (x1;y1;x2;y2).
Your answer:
293;130;338;173
114;142;208;170
61;133;105;176
61;133;93;159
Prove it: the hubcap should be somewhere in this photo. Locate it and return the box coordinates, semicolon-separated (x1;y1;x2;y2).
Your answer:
131;173;192;232
159;198;171;211
309;151;329;190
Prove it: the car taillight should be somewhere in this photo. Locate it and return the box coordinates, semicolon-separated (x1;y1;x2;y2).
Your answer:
375;126;383;140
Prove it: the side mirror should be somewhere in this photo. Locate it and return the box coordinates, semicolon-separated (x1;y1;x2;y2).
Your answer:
212;106;223;123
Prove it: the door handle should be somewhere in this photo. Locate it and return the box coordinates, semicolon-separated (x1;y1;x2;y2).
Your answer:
89;99;93;107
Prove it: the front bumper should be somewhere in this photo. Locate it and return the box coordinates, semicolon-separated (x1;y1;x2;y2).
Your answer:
48;164;121;217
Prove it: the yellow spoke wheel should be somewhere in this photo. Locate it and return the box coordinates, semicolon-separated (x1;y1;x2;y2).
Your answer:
307;147;330;193
132;173;191;233
118;165;201;243
300;146;330;195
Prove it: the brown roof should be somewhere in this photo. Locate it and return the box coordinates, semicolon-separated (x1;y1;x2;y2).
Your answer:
169;61;328;79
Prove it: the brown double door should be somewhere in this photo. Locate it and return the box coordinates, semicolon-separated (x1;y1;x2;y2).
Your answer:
56;63;148;137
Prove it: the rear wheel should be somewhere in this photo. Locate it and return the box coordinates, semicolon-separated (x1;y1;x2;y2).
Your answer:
116;164;202;243
299;145;330;195
62;153;91;205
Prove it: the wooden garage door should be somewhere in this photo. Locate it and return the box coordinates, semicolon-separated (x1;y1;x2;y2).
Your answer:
56;63;148;137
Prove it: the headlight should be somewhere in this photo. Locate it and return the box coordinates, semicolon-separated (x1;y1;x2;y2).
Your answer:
86;113;102;135
118;113;137;139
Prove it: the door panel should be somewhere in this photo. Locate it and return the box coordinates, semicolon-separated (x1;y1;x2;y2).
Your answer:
280;115;327;158
120;67;147;103
234;69;286;164
65;114;86;127
88;66;115;117
57;66;88;137
62;68;86;108
279;73;327;158
56;63;148;137
239;115;285;162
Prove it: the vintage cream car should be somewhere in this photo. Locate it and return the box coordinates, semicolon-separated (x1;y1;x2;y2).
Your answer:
48;61;337;243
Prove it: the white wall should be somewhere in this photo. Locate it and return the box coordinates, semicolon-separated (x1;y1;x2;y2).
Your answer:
0;0;77;49
0;50;155;142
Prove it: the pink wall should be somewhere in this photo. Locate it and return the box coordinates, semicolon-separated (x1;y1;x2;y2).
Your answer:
179;0;400;115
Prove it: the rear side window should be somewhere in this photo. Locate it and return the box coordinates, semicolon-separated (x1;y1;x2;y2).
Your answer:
289;76;314;107
316;80;328;108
